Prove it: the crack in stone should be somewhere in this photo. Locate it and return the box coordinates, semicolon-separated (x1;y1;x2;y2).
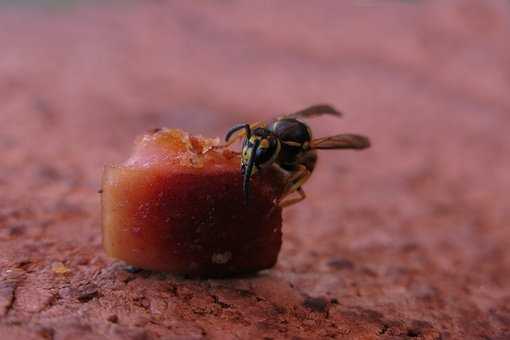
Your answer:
210;294;232;309
0;281;17;317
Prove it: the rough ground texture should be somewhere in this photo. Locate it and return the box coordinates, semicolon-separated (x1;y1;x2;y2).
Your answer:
1;1;510;339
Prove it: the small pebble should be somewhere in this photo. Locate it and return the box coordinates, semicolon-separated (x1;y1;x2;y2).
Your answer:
52;262;71;274
327;258;354;270
77;284;99;302
303;296;329;313
107;314;119;323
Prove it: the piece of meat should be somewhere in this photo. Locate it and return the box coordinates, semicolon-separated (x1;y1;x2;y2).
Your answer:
101;129;285;277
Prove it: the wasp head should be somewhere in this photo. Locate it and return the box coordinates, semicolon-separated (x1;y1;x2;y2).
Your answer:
240;128;281;203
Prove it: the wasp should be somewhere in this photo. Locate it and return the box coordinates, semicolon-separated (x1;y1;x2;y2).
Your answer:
218;104;370;208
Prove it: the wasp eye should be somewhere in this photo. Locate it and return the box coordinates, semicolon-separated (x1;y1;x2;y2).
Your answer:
255;147;267;159
255;143;277;167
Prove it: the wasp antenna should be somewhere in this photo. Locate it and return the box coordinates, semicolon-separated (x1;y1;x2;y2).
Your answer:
243;139;260;204
225;123;251;142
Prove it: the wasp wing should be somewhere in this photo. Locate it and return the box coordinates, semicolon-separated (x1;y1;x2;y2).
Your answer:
285;104;342;119
310;134;370;150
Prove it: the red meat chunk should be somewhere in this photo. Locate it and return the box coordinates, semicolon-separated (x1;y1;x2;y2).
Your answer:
102;129;284;276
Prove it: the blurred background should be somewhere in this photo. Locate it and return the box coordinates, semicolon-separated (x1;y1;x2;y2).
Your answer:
1;0;509;338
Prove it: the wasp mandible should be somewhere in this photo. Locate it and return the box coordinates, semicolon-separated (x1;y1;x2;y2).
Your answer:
219;104;370;208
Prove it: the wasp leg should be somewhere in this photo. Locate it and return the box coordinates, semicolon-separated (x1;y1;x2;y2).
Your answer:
279;187;306;208
214;121;265;149
277;165;311;208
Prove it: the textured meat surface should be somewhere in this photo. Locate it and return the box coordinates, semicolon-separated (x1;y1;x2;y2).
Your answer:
1;1;510;339
102;129;284;276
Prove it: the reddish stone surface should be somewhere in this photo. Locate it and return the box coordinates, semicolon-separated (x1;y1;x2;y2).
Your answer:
1;1;510;339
